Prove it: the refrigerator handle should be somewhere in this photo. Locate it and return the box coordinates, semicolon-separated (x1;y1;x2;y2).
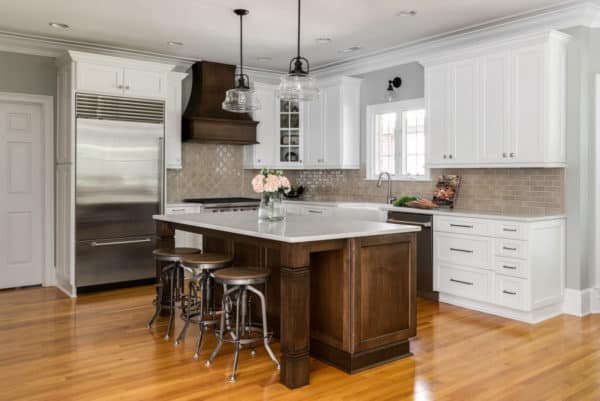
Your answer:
158;136;165;215
91;238;153;247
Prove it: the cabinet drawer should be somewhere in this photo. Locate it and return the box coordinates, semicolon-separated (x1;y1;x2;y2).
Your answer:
495;239;528;259
494;274;529;310
494;221;528;240
438;264;492;302
435;233;492;269
494;257;528;278
435;216;491;236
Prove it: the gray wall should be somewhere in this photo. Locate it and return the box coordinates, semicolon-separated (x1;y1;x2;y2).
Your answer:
356;62;425;164
0;51;56;97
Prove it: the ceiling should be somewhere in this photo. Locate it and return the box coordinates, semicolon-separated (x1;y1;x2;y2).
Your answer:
0;0;575;70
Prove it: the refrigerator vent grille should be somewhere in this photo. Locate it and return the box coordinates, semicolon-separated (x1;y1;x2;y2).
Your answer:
76;93;165;123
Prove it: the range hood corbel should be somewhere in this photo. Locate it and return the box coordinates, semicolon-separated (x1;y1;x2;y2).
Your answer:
182;61;258;144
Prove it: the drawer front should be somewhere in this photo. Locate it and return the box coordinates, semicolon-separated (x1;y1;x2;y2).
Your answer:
436;233;492;269
435;216;491;236
495;239;528;259
438;264;492;302
494;274;529;310
494;221;528;240
494;257;528;278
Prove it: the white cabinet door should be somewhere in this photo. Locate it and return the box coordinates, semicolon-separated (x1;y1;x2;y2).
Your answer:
511;45;545;163
480;53;511;163
246;84;276;168
450;59;479;164
426;64;450;165
304;95;324;167
165;72;187;169
76;62;124;95
323;85;342;167
123;69;167;99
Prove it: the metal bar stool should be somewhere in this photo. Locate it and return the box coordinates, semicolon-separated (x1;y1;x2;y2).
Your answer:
147;247;201;340
205;267;280;382
176;253;234;356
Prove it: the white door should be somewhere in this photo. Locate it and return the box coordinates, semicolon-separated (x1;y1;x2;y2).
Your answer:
450;58;479;164
0;101;44;288
425;64;450;165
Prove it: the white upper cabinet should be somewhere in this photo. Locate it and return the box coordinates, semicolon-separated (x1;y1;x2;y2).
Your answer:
424;30;568;168
244;76;361;170
165;72;188;169
70;51;172;99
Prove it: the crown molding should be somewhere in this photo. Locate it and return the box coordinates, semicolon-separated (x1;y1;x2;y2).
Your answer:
313;1;600;78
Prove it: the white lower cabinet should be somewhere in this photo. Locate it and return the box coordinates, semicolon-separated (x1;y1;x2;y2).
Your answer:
434;215;565;323
165;205;203;250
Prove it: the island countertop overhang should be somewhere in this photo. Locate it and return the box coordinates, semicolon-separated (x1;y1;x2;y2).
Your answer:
153;211;420;243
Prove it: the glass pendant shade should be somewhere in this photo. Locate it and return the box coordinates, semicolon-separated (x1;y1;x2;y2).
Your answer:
384;81;395;102
277;0;318;102
222;9;260;113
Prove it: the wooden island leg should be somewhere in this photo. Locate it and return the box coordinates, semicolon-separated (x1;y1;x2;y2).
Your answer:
279;244;311;389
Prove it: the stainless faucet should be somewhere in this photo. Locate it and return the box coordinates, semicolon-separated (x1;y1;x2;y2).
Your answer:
377;172;395;204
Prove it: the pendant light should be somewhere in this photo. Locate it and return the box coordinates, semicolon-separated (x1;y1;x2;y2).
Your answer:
222;9;261;113
276;0;319;102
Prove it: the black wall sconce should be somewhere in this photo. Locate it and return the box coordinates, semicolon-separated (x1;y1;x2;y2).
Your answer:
385;76;402;102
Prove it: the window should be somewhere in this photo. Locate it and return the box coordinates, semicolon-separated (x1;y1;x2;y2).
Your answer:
366;99;428;180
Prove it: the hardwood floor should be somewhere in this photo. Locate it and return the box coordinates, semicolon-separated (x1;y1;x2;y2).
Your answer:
1;286;599;401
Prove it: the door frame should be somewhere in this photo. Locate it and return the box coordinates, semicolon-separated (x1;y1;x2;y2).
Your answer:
0;92;54;287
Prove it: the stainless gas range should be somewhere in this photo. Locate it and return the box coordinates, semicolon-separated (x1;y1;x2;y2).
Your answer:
183;197;260;213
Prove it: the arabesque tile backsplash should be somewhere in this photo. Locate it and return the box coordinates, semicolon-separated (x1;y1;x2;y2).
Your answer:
168;144;564;216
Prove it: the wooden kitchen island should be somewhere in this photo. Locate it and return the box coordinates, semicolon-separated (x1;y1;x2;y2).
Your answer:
153;212;420;389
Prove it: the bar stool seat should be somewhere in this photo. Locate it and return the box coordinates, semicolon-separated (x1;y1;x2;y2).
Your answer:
181;253;234;271
153;247;201;262
206;266;279;382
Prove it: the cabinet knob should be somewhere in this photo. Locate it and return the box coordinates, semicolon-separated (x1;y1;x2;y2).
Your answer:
502;153;507;158
117;84;123;89
124;85;130;90
443;154;447;159
448;154;453;159
510;153;515;158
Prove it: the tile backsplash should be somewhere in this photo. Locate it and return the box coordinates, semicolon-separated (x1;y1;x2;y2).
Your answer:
168;143;564;216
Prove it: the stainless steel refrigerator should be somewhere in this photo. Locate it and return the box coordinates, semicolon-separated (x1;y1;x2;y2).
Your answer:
75;94;164;288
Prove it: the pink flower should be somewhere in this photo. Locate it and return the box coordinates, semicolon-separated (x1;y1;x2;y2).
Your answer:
263;174;281;193
251;174;264;193
280;176;291;193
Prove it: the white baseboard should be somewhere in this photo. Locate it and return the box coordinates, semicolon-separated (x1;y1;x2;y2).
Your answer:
562;288;600;316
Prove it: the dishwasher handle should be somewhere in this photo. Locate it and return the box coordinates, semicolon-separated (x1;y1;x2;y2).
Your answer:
387;219;432;228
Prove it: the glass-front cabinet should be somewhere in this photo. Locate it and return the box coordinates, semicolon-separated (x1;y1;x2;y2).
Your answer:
278;99;303;166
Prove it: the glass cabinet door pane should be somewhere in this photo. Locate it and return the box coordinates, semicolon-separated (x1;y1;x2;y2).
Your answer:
290;114;299;128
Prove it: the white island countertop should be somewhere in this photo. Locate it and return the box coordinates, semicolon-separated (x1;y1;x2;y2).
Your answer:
154;211;421;243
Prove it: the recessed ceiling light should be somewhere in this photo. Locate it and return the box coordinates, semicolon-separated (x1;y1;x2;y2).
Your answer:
339;46;362;53
256;56;272;62
48;22;69;29
167;41;183;46
316;38;332;44
396;10;417;17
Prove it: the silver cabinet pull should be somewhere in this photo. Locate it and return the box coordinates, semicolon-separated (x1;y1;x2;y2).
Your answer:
450;224;473;229
117;84;123;89
443;154;447;159
91;238;152;247
387;219;432;228
450;248;474;253
503;246;517;251
450;278;473;286
502;290;517;295
503;228;518;232
307;209;323;214
502;265;517;270
510;153;515;158
169;208;186;212
124;85;131;90
502;153;507;158
448;154;453;159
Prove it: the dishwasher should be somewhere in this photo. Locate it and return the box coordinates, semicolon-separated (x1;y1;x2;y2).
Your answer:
387;211;437;301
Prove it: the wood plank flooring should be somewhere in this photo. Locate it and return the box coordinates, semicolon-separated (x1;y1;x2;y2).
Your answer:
1;286;599;401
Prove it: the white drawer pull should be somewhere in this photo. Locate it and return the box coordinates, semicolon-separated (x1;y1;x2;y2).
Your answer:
502;290;517;295
170;208;185;212
450;224;473;229
503;246;517;251
450;247;474;254
503;228;518;232
450;278;474;286
502;265;517;270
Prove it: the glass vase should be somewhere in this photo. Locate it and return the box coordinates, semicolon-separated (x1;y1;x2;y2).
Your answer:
258;192;284;222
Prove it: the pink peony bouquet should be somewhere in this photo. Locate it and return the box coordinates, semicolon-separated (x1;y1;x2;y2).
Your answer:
252;169;291;194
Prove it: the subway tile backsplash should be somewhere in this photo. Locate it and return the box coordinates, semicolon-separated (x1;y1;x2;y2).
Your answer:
168;144;564;216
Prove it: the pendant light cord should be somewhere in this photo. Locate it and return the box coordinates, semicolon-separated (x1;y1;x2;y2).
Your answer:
297;0;301;59
239;12;244;77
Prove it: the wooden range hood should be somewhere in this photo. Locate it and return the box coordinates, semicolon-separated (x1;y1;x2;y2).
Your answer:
182;61;258;144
